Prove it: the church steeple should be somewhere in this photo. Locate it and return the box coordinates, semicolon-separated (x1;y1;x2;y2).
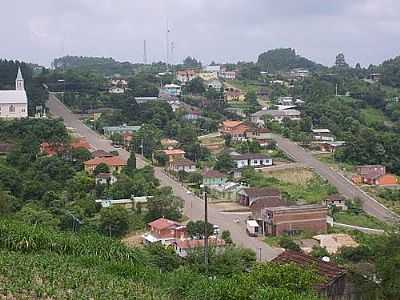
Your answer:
16;67;24;91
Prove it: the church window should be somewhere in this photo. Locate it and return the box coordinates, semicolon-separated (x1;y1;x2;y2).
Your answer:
9;105;15;113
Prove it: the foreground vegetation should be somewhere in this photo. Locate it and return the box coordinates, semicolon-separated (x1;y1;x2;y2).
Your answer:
0;220;322;300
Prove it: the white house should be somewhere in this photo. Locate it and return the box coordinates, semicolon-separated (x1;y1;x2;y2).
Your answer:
108;87;125;94
219;71;236;80
0;67;28;119
206;79;223;91
230;153;273;169
312;129;335;142
163;84;182;97
251;109;301;125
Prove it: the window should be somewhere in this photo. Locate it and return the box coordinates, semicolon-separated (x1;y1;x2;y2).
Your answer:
9;105;15;113
21;108;26;113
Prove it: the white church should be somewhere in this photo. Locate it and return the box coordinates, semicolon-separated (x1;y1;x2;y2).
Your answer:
0;67;28;119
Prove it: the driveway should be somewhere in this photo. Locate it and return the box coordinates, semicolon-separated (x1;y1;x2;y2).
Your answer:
47;93;282;261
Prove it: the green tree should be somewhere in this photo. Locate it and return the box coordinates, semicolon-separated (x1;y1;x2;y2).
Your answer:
215;154;235;173
16;203;60;228
99;206;129;237
145;187;182;222
94;163;110;175
278;236;301;252
221;230;233;245
186;220;214;239
126;150;136;174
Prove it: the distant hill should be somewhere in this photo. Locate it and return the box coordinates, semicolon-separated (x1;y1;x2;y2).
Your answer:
52;56;137;76
257;48;324;73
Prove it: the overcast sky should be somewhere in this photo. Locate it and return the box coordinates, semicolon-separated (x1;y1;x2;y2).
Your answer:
1;0;399;67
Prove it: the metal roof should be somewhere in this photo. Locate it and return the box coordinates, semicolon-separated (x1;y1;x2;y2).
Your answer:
0;90;28;104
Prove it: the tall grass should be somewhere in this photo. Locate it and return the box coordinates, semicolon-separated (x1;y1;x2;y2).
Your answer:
0;220;147;264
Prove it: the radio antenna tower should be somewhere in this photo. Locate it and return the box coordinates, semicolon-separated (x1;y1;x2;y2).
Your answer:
170;41;175;65
143;40;148;64
166;19;170;67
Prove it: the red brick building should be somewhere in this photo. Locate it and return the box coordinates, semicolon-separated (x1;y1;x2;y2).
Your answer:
262;204;328;236
143;218;187;244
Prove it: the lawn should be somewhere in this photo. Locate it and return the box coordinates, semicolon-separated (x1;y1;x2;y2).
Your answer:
334;211;388;230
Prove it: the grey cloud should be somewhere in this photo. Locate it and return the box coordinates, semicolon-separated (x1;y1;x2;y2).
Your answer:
1;0;399;67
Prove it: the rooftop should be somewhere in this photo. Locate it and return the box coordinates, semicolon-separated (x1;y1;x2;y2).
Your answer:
231;153;271;160
84;156;127;167
175;238;225;249
148;218;181;231
0;90;28;104
163;149;186;156
170;158;196;167
252;109;301;117
264;204;327;213
203;169;226;178
222;120;244;128
273;251;346;290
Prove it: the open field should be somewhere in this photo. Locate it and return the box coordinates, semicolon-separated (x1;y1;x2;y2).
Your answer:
263;167;314;185
334;211;389;230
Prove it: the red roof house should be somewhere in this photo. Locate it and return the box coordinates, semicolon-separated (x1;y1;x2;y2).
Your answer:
143;218;187;244
353;165;398;186
84;156;127;174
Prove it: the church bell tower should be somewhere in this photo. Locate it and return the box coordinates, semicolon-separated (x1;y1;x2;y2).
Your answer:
16;67;24;91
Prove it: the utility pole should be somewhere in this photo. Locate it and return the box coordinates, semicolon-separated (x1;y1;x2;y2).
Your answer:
204;188;209;268
141;138;144;157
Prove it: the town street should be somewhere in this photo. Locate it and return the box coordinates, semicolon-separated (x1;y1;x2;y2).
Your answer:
47;93;282;261
272;134;399;223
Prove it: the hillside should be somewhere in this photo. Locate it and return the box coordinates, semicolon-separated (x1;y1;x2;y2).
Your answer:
257;48;324;72
0;220;321;300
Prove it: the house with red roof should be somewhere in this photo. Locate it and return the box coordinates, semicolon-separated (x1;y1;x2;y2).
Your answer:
352;165;398;186
142;218;187;245
162;148;186;163
84;156;127;174
174;238;225;257
219;120;250;141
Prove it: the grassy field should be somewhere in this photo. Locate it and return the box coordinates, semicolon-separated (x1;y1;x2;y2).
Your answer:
265;167;314;185
334;211;388;230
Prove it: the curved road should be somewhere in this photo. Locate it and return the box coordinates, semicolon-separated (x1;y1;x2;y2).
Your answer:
272;134;398;223
47;93;282;261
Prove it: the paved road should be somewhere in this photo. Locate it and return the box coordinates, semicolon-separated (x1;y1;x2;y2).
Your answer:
272;134;399;223
47;93;282;261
